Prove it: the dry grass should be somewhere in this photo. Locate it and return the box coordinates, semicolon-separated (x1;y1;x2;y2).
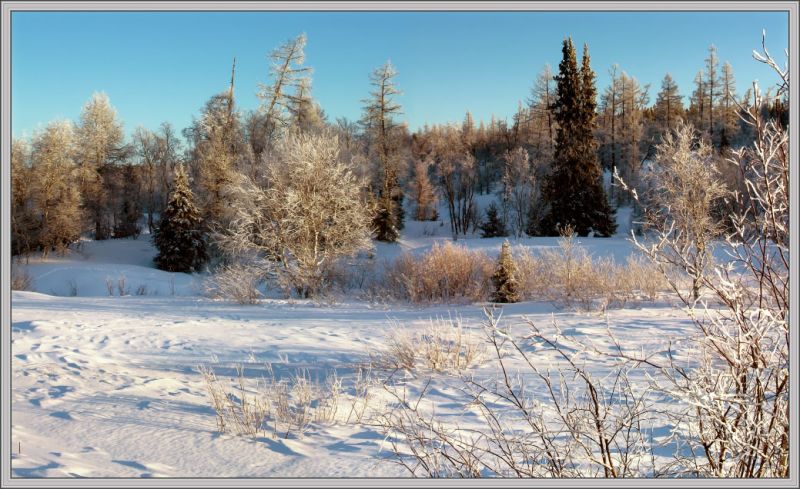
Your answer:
11;264;33;291
375;314;487;374
199;363;383;439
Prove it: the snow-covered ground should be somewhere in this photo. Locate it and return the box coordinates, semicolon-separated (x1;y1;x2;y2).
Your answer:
10;204;697;478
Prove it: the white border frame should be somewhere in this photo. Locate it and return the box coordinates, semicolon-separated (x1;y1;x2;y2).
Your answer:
1;2;797;487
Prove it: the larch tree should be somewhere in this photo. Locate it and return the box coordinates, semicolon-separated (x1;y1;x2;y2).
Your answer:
361;61;405;242
705;44;720;143
153;164;207;273
75;92;125;240
540;39;616;237
132;126;159;234
29;121;83;256
688;70;706;133
653;73;684;135
286;77;325;134
719;61;737;148
256;33;312;151
527;63;557;160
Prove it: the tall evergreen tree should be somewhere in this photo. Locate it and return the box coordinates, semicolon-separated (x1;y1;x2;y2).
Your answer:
153;165;207;273
540;39;616;237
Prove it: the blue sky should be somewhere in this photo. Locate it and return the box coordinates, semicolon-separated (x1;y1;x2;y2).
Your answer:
11;11;789;140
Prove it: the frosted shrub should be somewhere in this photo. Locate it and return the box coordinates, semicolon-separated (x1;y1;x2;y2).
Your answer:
381;242;493;303
203;263;264;304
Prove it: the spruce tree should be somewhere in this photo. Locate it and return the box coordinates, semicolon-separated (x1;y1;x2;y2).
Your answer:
540;38;616;237
153;165;207;273
491;240;520;303
479;202;508;238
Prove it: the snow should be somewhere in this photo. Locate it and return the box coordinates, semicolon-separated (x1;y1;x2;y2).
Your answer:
10;204;697;478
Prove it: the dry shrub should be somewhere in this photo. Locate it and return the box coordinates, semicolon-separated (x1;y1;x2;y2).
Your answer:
376;315;487;373
513;235;667;310
381;242;493;303
203;264;264;304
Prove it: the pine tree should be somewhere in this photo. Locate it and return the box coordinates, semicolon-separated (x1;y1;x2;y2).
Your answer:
479;202;508;238
153;165;207;273
540;39;616;237
491;240;520;303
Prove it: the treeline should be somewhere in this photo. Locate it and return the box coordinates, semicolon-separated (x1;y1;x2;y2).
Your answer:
11;33;789;261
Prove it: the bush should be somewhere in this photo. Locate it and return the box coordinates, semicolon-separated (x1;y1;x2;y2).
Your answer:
203;264;264;304
11;265;33;291
380;242;494;303
513;230;667;310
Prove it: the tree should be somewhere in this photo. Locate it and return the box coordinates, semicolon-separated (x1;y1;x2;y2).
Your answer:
500;147;535;237
719;61;737;148
29;121;82;256
688;70;706;133
75;92;125;240
153;164;207;273
132;126;159;234
257;34;313;150
361;61;405;241
540;39;616;237
11;138;36;256
705;44;720;142
217;131;374;298
491;240;520;303
286;77;324;134
113;164;143;239
639;122;726;301
479;202;508;238
409;159;438;221
653;73;684;135
527;63;557;160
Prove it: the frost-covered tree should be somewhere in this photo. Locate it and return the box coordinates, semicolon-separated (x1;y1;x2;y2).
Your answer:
491;240;520;303
705;44;720;142
75;92;125;240
638;122;726;301
286;77;324;134
218;131;373;297
153;164;207;273
500;147;535;237
29;121;82;256
527;63;557;160
11;138;36;256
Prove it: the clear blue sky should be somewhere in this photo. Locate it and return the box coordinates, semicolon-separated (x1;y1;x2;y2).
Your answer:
11;11;789;140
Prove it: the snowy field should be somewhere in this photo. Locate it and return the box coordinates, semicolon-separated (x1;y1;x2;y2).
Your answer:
10;208;697;478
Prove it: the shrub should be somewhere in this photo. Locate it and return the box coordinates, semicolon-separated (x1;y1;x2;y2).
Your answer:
381;242;493;303
11;265;33;291
203;264;264;304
